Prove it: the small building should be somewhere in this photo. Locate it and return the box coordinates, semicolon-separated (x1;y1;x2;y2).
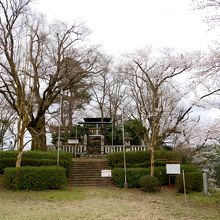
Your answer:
79;118;112;154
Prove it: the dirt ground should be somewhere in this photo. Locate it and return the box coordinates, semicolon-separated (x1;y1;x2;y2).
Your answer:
0;187;219;220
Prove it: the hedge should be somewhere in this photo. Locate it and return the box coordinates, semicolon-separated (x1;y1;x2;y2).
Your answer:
175;172;203;193
181;164;199;173
23;150;72;161
0;151;72;175
112;166;168;188
0;150;18;158
107;151;150;168
107;150;189;168
216;164;220;187
112;168;147;188
114;161;166;168
22;158;71;176
0;158;16;173
147;166;168;186
139;175;160;192
0;150;72;161
4;166;67;190
112;165;200;188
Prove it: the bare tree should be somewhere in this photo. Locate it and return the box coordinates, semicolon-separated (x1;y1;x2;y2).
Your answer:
0;96;16;149
123;49;198;176
26;17;105;150
60;83;91;128
91;60;128;129
192;0;220;26
0;0;106;154
0;0;34;166
105;69;128;127
90;56;111;120
0;0;106;167
47;81;92;139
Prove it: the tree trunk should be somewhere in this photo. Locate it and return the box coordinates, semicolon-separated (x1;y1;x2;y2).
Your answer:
28;116;47;151
16;116;26;168
16;150;23;168
150;147;154;176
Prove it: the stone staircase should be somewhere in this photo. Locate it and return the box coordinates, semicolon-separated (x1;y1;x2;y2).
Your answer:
68;158;113;186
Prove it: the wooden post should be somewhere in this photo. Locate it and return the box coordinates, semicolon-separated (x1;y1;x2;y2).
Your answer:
182;170;187;203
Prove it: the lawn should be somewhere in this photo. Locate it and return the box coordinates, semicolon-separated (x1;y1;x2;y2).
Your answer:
0;185;219;220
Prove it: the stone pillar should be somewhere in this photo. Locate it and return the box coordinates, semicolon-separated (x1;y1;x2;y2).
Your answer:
203;172;208;195
101;135;104;154
83;134;87;152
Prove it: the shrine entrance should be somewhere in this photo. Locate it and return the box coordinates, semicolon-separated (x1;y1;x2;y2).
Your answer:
87;135;102;154
79;118;111;155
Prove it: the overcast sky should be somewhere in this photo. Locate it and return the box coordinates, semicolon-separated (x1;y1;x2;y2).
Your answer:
33;0;216;57
33;0;220;123
19;0;219;147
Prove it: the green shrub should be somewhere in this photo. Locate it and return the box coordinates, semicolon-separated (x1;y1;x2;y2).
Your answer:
0;150;72;161
21;158;56;166
181;164;199;172
4;166;67;190
126;151;151;163
112;166;175;188
0;158;16;173
107;150;187;168
154;150;178;161
59;159;72;176
114;162;147;168
127;168;149;188
215;164;220;187
0;151;72;176
150;165;200;187
146;166;169;186
112;168;148;188
22;158;71;176
114;160;166;168
139;175;160;192
107;151;150;168
112;164;201;189
175;171;203;193
23;150;72;161
0;151;18;158
24;151;73;175
112;168;125;188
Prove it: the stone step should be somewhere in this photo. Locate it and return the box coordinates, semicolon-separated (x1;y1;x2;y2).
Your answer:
68;183;112;186
72;165;110;167
69;173;103;177
68;177;111;182
68;179;112;185
68;158;113;186
70;168;109;171
71;164;109;167
68;181;112;185
70;172;110;176
69;174;104;178
68;176;111;179
71;166;109;168
70;169;110;172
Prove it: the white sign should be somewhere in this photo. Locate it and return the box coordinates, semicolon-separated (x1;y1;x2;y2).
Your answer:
166;164;181;174
101;170;112;177
67;139;79;144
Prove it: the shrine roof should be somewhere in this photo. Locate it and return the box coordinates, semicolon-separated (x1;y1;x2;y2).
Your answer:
78;117;111;124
